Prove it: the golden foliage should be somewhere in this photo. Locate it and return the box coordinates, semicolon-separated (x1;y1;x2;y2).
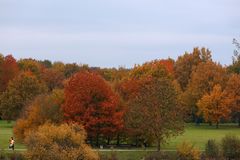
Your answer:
177;141;201;160
197;85;231;128
24;123;99;160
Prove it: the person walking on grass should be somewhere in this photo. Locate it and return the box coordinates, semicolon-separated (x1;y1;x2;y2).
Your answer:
9;137;15;150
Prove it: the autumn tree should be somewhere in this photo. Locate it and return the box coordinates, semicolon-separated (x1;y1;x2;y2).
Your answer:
62;71;124;146
0;55;19;93
118;60;184;151
18;58;44;76
197;85;231;128
130;59;174;79
184;61;227;123
41;68;65;91
14;89;64;140
0;72;47;120
127;76;184;151
64;63;80;78
52;61;65;73
24;123;99;160
174;47;212;91
224;74;240;126
38;59;52;68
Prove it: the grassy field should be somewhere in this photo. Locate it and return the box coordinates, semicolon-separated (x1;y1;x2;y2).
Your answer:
0;121;240;159
162;123;240;150
0;121;25;150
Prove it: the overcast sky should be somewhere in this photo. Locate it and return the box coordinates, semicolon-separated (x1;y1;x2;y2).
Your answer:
0;0;239;68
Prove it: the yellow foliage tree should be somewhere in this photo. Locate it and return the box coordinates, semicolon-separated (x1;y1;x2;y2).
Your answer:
197;85;231;128
24;123;99;160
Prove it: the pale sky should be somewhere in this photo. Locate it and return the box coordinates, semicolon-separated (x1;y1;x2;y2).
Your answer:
0;0;239;68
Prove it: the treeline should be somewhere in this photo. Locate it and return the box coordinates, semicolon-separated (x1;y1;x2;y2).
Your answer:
0;46;240;151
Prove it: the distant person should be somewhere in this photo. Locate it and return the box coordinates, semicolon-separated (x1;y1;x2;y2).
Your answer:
9;137;15;150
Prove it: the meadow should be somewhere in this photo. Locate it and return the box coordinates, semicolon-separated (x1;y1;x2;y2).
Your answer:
0;121;240;159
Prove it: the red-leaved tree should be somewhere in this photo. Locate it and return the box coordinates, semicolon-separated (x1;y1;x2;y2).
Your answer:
0;55;19;93
62;71;124;146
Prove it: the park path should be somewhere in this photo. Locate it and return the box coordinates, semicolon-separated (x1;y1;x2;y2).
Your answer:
5;148;204;152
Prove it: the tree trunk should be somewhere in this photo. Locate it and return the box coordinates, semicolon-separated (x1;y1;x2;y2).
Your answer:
96;133;99;147
116;134;120;146
135;136;139;147
107;137;110;145
90;137;93;146
157;139;161;152
209;122;212;126
216;122;219;129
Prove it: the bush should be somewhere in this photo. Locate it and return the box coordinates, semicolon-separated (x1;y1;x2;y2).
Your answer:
177;141;201;160
24;123;99;160
222;135;240;160
205;139;220;159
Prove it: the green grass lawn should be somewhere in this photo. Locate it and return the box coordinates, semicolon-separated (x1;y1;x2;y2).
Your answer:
0;121;25;150
162;123;240;150
0;121;239;159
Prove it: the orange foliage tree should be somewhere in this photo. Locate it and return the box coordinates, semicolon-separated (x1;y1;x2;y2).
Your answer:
184;61;227;123
224;74;240;126
174;47;212;91
62;71;124;146
197;85;231;128
130;59;174;78
14;89;64;140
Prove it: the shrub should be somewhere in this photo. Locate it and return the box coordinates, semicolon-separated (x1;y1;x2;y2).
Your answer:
222;135;240;160
177;141;201;160
24;123;99;160
205;139;220;159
